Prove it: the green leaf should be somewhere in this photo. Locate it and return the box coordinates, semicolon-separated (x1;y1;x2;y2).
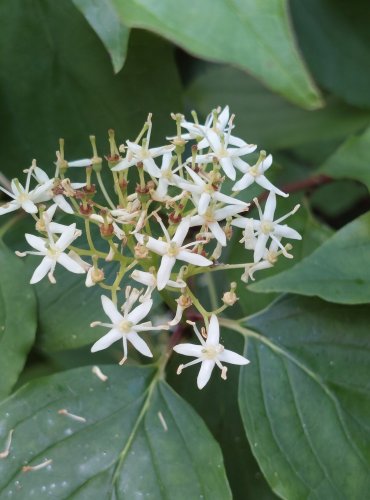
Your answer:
290;0;370;108
0;0;182;177
227;198;333;316
112;0;322;109
185;65;370;151
0;365;231;498
168;332;276;500
249;212;370;304
320;127;370;191
235;295;370;499
72;0;130;73
0;241;37;399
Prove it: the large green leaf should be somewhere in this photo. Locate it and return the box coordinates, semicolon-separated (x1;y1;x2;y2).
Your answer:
0;365;231;499
112;0;322;109
185;65;370;151
290;0;370;108
0;241;37;399
320;127;370;191
226;295;370;499
0;0;182;176
249;212;370;304
72;0;130;73
168;332;276;500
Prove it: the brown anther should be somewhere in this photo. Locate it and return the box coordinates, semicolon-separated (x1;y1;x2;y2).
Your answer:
100;223;114;238
135;183;149;195
137;161;144;169
105;154;121;162
79;203;93;216
83;184;96;195
169;212;182;224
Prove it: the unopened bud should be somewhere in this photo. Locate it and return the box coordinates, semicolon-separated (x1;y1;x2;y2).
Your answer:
134;243;149;259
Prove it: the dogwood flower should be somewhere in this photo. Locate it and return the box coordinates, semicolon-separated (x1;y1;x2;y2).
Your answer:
19;223;86;284
232;152;288;197
131;269;185;301
173;315;249;389
90;293;166;364
135;216;212;290
232;192;301;262
190;204;248;246
178;165;247;216
192;129;256;181
151;152;183;200
0;167;52;215
112;121;174;177
32;166;86;214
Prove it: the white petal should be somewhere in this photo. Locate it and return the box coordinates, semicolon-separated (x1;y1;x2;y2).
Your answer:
198;193;211;216
25;234;47;252
172;217;190;245
30;257;53;284
185;165;204;186
161;151;173;170
34;167;50;183
207;130;222;153
262;154;273;172
229;144;257;156
127;299;153;324
131;270;155;287
49;222;69;233
91;329;121;352
189;215;204;227
219;157;236;180
177;250;212;267
127;331;153;357
231;217;248;229
57;253;86;274
263;192;276;221
68;159;92;167
218;106;230;129
101;295;123;324
111;158;130;172
197;360;215;389
56;224;78;251
173;343;203;357
45;203;58;221
214;191;246;206
144;236;168;255
218;349;250;365
256;176;288;198
0;201;19;215
54;194;74;213
214;204;246;220
254;234;269;263
228;135;248;148
274;225;302;240
207;315;220;345
208;221;226;246
232;174;254;192
143;158;161;177
21;199;38;214
157;255;176;290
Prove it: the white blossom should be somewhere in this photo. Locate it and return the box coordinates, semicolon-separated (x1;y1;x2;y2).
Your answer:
135;216;212;290
0;166;52;215
32;166;85;214
192;129;256;181
178;165;247;216
173;315;249;389
90;292;166;364
232;192;301;262
190;204;248;246
131;269;185;301
19;223;86;284
232;152;288;197
151;152;183;200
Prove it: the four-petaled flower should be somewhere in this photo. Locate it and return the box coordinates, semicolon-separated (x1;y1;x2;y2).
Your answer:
135;216;212;290
91;293;166;364
173;315;249;389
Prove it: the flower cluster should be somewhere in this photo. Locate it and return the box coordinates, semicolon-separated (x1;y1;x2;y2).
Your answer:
0;107;301;388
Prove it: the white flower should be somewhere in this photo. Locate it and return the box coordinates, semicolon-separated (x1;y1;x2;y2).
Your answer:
240;239;291;283
111;123;175;177
67;159;92;167
32;166;85;214
90;293;165;364
232;192;301;262
135;216;212;290
20;223;86;284
190;204;248;246
152;152;183;200
0;167;52;215
170;106;246;150
173;315;249;389
131;269;185;301
178;165;247;216
232;152;288;197
192;129;256;181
